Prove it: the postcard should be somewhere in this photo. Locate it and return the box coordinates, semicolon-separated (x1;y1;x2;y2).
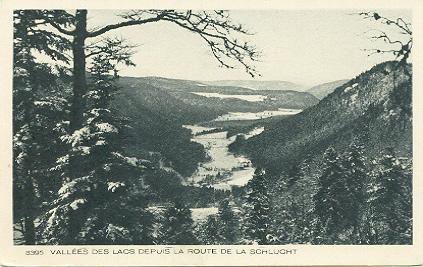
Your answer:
0;0;422;266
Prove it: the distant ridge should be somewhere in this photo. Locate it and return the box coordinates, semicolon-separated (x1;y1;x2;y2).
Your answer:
307;79;349;99
117;75;319;110
202;80;306;91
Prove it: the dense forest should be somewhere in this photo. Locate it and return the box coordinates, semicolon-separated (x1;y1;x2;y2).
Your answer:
13;9;412;245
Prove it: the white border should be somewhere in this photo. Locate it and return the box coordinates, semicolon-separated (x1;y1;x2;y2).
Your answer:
0;0;422;266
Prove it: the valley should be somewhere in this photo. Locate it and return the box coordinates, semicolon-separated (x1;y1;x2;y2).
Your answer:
113;63;412;227
183;125;257;191
183;109;300;192
112;76;313;223
114;76;316;179
12;9;414;248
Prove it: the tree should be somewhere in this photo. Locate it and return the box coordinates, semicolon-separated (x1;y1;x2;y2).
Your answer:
313;147;351;244
40;9;260;132
159;201;197;244
15;9;259;245
217;199;240;244
341;141;367;243
243;168;272;244
267;177;292;244
197;215;222;245
267;159;315;244
286;163;315;243
40;40;154;245
366;148;412;244
13;10;71;244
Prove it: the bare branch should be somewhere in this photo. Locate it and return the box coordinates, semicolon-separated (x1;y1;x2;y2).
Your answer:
358;11;412;35
158;10;260;76
370;32;404;46
87;12;167;38
363;48;400;57
73;9;259;76
357;12;412;64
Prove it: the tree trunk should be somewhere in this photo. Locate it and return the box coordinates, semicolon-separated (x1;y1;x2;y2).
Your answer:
70;10;88;132
65;10;88;244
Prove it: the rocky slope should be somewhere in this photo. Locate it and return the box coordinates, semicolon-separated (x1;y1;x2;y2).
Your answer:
237;61;412;172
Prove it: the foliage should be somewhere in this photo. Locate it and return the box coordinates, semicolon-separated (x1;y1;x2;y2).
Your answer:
242;168;273;244
13;10;71;245
365;148;412;244
158;201;198;244
263;143;412;245
197;215;223;245
217;199;240;244
39;40;154;245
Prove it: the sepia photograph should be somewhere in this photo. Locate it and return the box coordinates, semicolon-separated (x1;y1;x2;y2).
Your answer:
1;0;422;266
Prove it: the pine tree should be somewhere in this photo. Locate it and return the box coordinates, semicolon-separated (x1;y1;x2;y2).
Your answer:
40;40;154;245
366;148;412;244
341;141;367;243
17;10;259;245
198;215;222;245
268;177;292;244
268;160;315;244
313;147;350;244
13;10;71;244
243;168;272;244
159;201;197;244
286;162;315;243
217;199;240;244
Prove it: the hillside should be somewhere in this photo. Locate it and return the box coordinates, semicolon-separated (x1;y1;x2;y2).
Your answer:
202;79;306;91
307;79;349;99
236;61;412;172
117;76;318;112
112;76;318;176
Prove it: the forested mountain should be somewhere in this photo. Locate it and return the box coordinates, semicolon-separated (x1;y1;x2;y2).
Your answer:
202;80;306;91
227;61;412;245
118;76;318;111
307;79;349;99
236;61;412;172
112;76;318;177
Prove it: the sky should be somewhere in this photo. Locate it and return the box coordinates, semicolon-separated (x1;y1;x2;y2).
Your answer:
86;9;411;86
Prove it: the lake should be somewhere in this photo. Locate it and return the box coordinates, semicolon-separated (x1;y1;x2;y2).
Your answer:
214;108;301;121
191;92;267;102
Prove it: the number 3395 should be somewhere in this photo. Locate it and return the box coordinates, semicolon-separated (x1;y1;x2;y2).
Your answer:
25;250;44;255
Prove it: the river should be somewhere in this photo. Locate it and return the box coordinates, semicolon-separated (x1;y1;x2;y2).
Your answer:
183;125;260;191
184;109;301;222
183;108;300;191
